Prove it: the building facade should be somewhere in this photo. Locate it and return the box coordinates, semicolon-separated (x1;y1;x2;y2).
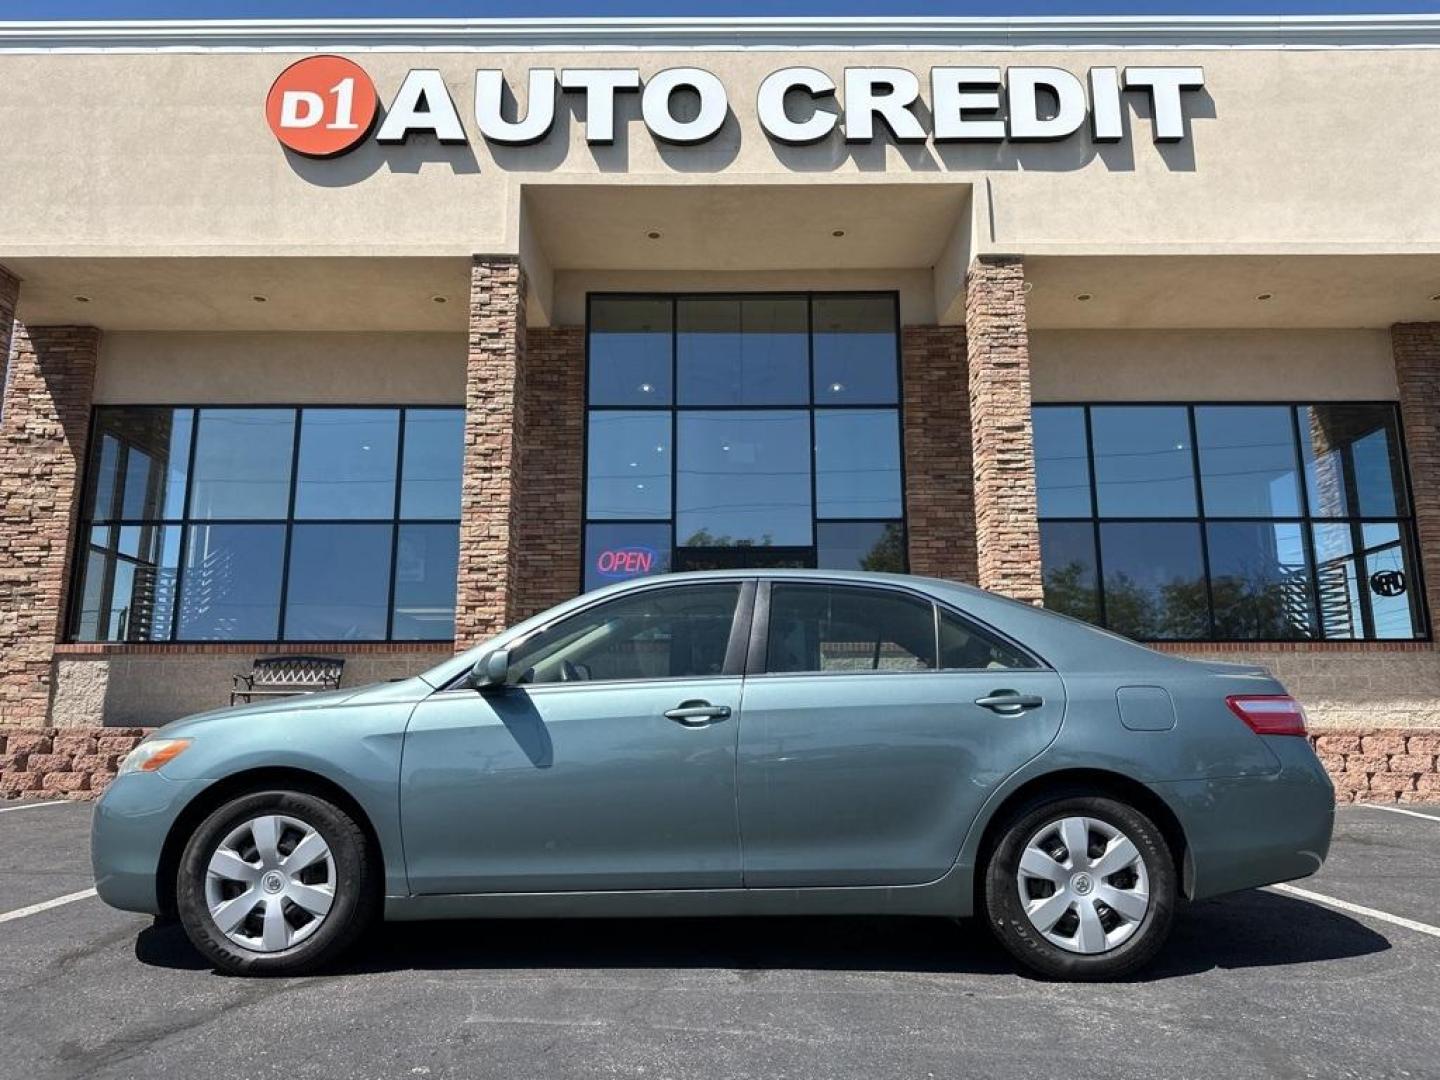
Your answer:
2;15;1440;800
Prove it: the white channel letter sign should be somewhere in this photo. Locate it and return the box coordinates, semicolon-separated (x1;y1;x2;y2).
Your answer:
267;58;1207;157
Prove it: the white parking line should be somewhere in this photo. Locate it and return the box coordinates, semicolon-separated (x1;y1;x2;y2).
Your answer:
1356;803;1440;823
0;888;98;926
1269;883;1440;941
0;800;79;815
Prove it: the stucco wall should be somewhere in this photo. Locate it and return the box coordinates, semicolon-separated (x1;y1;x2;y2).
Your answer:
3;47;1440;259
1029;328;1398;402
96;331;467;404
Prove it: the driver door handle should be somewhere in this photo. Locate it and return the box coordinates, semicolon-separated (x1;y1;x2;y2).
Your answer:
665;701;732;727
974;691;1045;714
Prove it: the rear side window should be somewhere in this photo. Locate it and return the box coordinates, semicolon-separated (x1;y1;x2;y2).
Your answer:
767;584;937;673
939;609;1038;671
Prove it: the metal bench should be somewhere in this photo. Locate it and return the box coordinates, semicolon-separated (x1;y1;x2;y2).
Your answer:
231;656;345;706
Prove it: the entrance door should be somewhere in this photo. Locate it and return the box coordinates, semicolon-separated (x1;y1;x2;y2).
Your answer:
737;581;1066;887
401;580;752;894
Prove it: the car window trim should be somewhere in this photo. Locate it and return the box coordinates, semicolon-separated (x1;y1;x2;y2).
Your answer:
747;578;1051;677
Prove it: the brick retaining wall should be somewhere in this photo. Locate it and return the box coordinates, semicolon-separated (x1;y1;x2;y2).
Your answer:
3;725;1436;804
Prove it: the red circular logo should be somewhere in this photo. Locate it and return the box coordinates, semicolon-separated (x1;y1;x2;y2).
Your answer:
265;55;378;158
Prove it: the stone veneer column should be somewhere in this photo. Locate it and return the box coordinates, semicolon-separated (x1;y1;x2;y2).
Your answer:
0;266;16;400
511;326;585;621
1392;323;1440;634
454;256;529;649
0;312;100;726
964;256;1044;605
901;326;977;583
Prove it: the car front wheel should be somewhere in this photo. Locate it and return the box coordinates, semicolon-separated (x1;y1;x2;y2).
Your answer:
984;794;1176;980
176;789;378;975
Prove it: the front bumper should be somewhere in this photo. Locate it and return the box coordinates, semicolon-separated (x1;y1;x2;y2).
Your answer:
1153;735;1335;901
91;770;213;915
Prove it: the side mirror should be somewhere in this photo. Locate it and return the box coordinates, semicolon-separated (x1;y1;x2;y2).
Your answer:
469;648;511;691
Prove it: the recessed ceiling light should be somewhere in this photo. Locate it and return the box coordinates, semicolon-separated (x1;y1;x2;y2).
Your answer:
73;295;91;303
646;231;661;240
832;230;846;238
639;382;653;393
1075;293;1093;302
252;295;268;303
431;295;448;304
830;382;845;393
1256;293;1274;301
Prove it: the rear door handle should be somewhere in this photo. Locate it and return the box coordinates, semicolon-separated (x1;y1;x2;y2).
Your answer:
664;701;732;727
974;691;1045;714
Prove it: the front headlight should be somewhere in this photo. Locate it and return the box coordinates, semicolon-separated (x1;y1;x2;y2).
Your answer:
117;738;193;775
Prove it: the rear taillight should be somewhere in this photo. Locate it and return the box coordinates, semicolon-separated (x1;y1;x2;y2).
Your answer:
1225;694;1309;737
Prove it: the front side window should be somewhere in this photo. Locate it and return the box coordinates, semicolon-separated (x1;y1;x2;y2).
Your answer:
584;293;907;589
509;583;741;685
71;406;464;643
1034;402;1425;642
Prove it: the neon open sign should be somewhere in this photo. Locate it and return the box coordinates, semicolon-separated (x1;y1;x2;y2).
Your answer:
595;546;659;579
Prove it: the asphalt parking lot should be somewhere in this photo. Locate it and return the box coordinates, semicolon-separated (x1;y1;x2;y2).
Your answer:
2;801;1438;1080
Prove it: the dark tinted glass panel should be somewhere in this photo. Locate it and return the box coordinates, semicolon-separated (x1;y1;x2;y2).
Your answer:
400;409;464;519
392;523;459;641
1034;407;1091;518
812;295;898;404
584;522;673;592
189;410;295;520
1207;522;1315;639
1196;406;1302;517
283;524;392;641
814;409;902;519
939;609;1037;670
1311;523;1365;640
767;584;936;673
586;412;671;520
72;523;179;642
677;297;808;406
817;521;905;572
676;411;811;547
1299;405;1408;518
294;409;399;520
674;547;810;571
1099;522;1208;639
1091;406;1196;517
1361;522;1421;639
512;583;739;684
588;297;673;406
1039;521;1100;624
86;408;192;521
177;524;286;640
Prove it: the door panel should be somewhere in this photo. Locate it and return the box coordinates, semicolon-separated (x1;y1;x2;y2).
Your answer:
737;670;1064;887
402;678;743;894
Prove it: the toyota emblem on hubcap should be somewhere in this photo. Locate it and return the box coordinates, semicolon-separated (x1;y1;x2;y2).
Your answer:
1072;873;1093;895
262;871;285;894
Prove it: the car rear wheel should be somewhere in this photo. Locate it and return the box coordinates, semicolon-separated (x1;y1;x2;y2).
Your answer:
176;790;378;975
984;794;1176;980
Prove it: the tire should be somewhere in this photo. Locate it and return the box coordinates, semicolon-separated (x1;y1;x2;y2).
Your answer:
984;793;1176;981
176;789;379;976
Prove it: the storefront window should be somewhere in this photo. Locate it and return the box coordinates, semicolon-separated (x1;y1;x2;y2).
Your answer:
71;406;463;642
584;293;906;587
1034;402;1425;642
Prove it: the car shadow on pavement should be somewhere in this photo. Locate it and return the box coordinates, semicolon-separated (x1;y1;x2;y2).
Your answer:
133;888;1390;980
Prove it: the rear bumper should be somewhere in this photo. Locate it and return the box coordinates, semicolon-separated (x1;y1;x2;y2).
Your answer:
91;771;211;915
1153;736;1335;901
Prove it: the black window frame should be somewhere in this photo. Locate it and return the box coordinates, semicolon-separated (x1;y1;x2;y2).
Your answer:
582;291;910;589
1034;400;1430;643
67;403;465;644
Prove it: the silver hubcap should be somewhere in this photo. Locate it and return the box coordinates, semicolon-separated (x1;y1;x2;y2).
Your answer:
1016;815;1150;955
204;814;336;953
